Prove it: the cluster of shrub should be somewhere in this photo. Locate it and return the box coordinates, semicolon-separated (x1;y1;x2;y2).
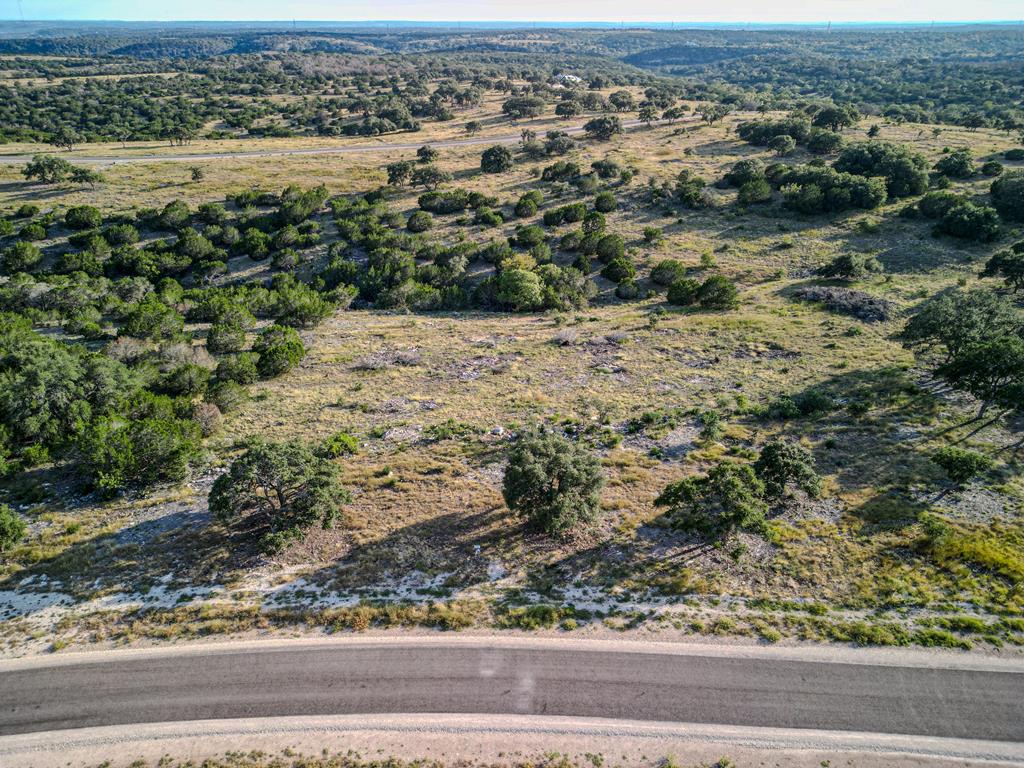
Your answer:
720;135;1024;242
500;425;821;543
0;184;371;505
899;166;1024;242
736;113;850;155
648;258;740;310
0;62;503;145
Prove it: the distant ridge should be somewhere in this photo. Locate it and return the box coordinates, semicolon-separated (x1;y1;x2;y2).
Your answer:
1;19;1022;32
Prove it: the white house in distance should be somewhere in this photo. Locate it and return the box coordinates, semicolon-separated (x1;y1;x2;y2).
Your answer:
551;73;583;85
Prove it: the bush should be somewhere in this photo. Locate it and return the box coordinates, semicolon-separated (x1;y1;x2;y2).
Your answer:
655;462;767;539
980;242;1024;292
559;230;583;251
737;117;811;146
699;409;723;441
19;222;46;241
2;241;43;273
514;224;546;248
932;446;993;485
104;223;139;246
495;268;545;311
209;439;350;553
0;505;26;553
642;226;663;244
592;159;621;179
64;205;102;230
990;171;1024;222
675;169;708;208
581;211;606;235
254;324;305;378
981;160;1004;177
601;256;636;283
407;210;433;233
806;129;844;155
698;275;739;309
216;352;260;384
667;277;701;305
156;199;191;230
502;429;604;537
321;431;359;457
938;201;1000;242
615;281;640;299
121;297;183;340
754;440;821;498
480;145;514;173
418;189;470;214
273;275;333;328
561;202;587;223
768;135;796;156
818;252;883;279
192;402;222;437
267;249;298;273
595;233;624;262
515;196;538;218
542;207;565;227
197;201;227;224
208;380;249;413
777;165;887;213
738;178;772;204
934;148;975;179
78;416;202;495
918;190;963;219
593;191;617;212
237;227;271;260
541;161;580;182
651;259;687;286
474;207;503;227
833;141;929;198
160;363;210;397
724;159;765;188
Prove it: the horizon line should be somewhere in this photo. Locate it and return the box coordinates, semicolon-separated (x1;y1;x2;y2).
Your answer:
2;18;1024;25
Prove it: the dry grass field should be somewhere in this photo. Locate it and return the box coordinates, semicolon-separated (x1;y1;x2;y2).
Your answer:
1;103;1022;656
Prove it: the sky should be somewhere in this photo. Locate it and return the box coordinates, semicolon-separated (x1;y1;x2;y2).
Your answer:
1;0;1023;24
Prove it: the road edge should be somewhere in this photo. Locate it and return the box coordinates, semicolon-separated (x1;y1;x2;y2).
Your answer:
2;714;1022;767
3;633;1022;672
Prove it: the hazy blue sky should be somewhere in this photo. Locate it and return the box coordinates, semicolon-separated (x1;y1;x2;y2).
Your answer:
2;0;1023;23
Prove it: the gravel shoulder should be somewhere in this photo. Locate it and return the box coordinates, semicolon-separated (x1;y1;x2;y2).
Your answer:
3;714;1023;768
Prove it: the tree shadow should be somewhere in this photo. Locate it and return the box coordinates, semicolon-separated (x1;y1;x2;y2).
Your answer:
0;500;237;626
0;182;75;203
320;507;522;592
846;490;930;533
761;366;945;532
822;218;997;274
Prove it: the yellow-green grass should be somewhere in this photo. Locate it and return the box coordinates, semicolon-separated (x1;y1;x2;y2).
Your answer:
1;112;1022;649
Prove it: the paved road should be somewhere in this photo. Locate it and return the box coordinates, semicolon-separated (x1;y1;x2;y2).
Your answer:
0;118;669;165
1;640;1022;741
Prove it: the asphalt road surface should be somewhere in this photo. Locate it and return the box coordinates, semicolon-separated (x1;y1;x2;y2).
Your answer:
1;640;1022;741
0;118;665;165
